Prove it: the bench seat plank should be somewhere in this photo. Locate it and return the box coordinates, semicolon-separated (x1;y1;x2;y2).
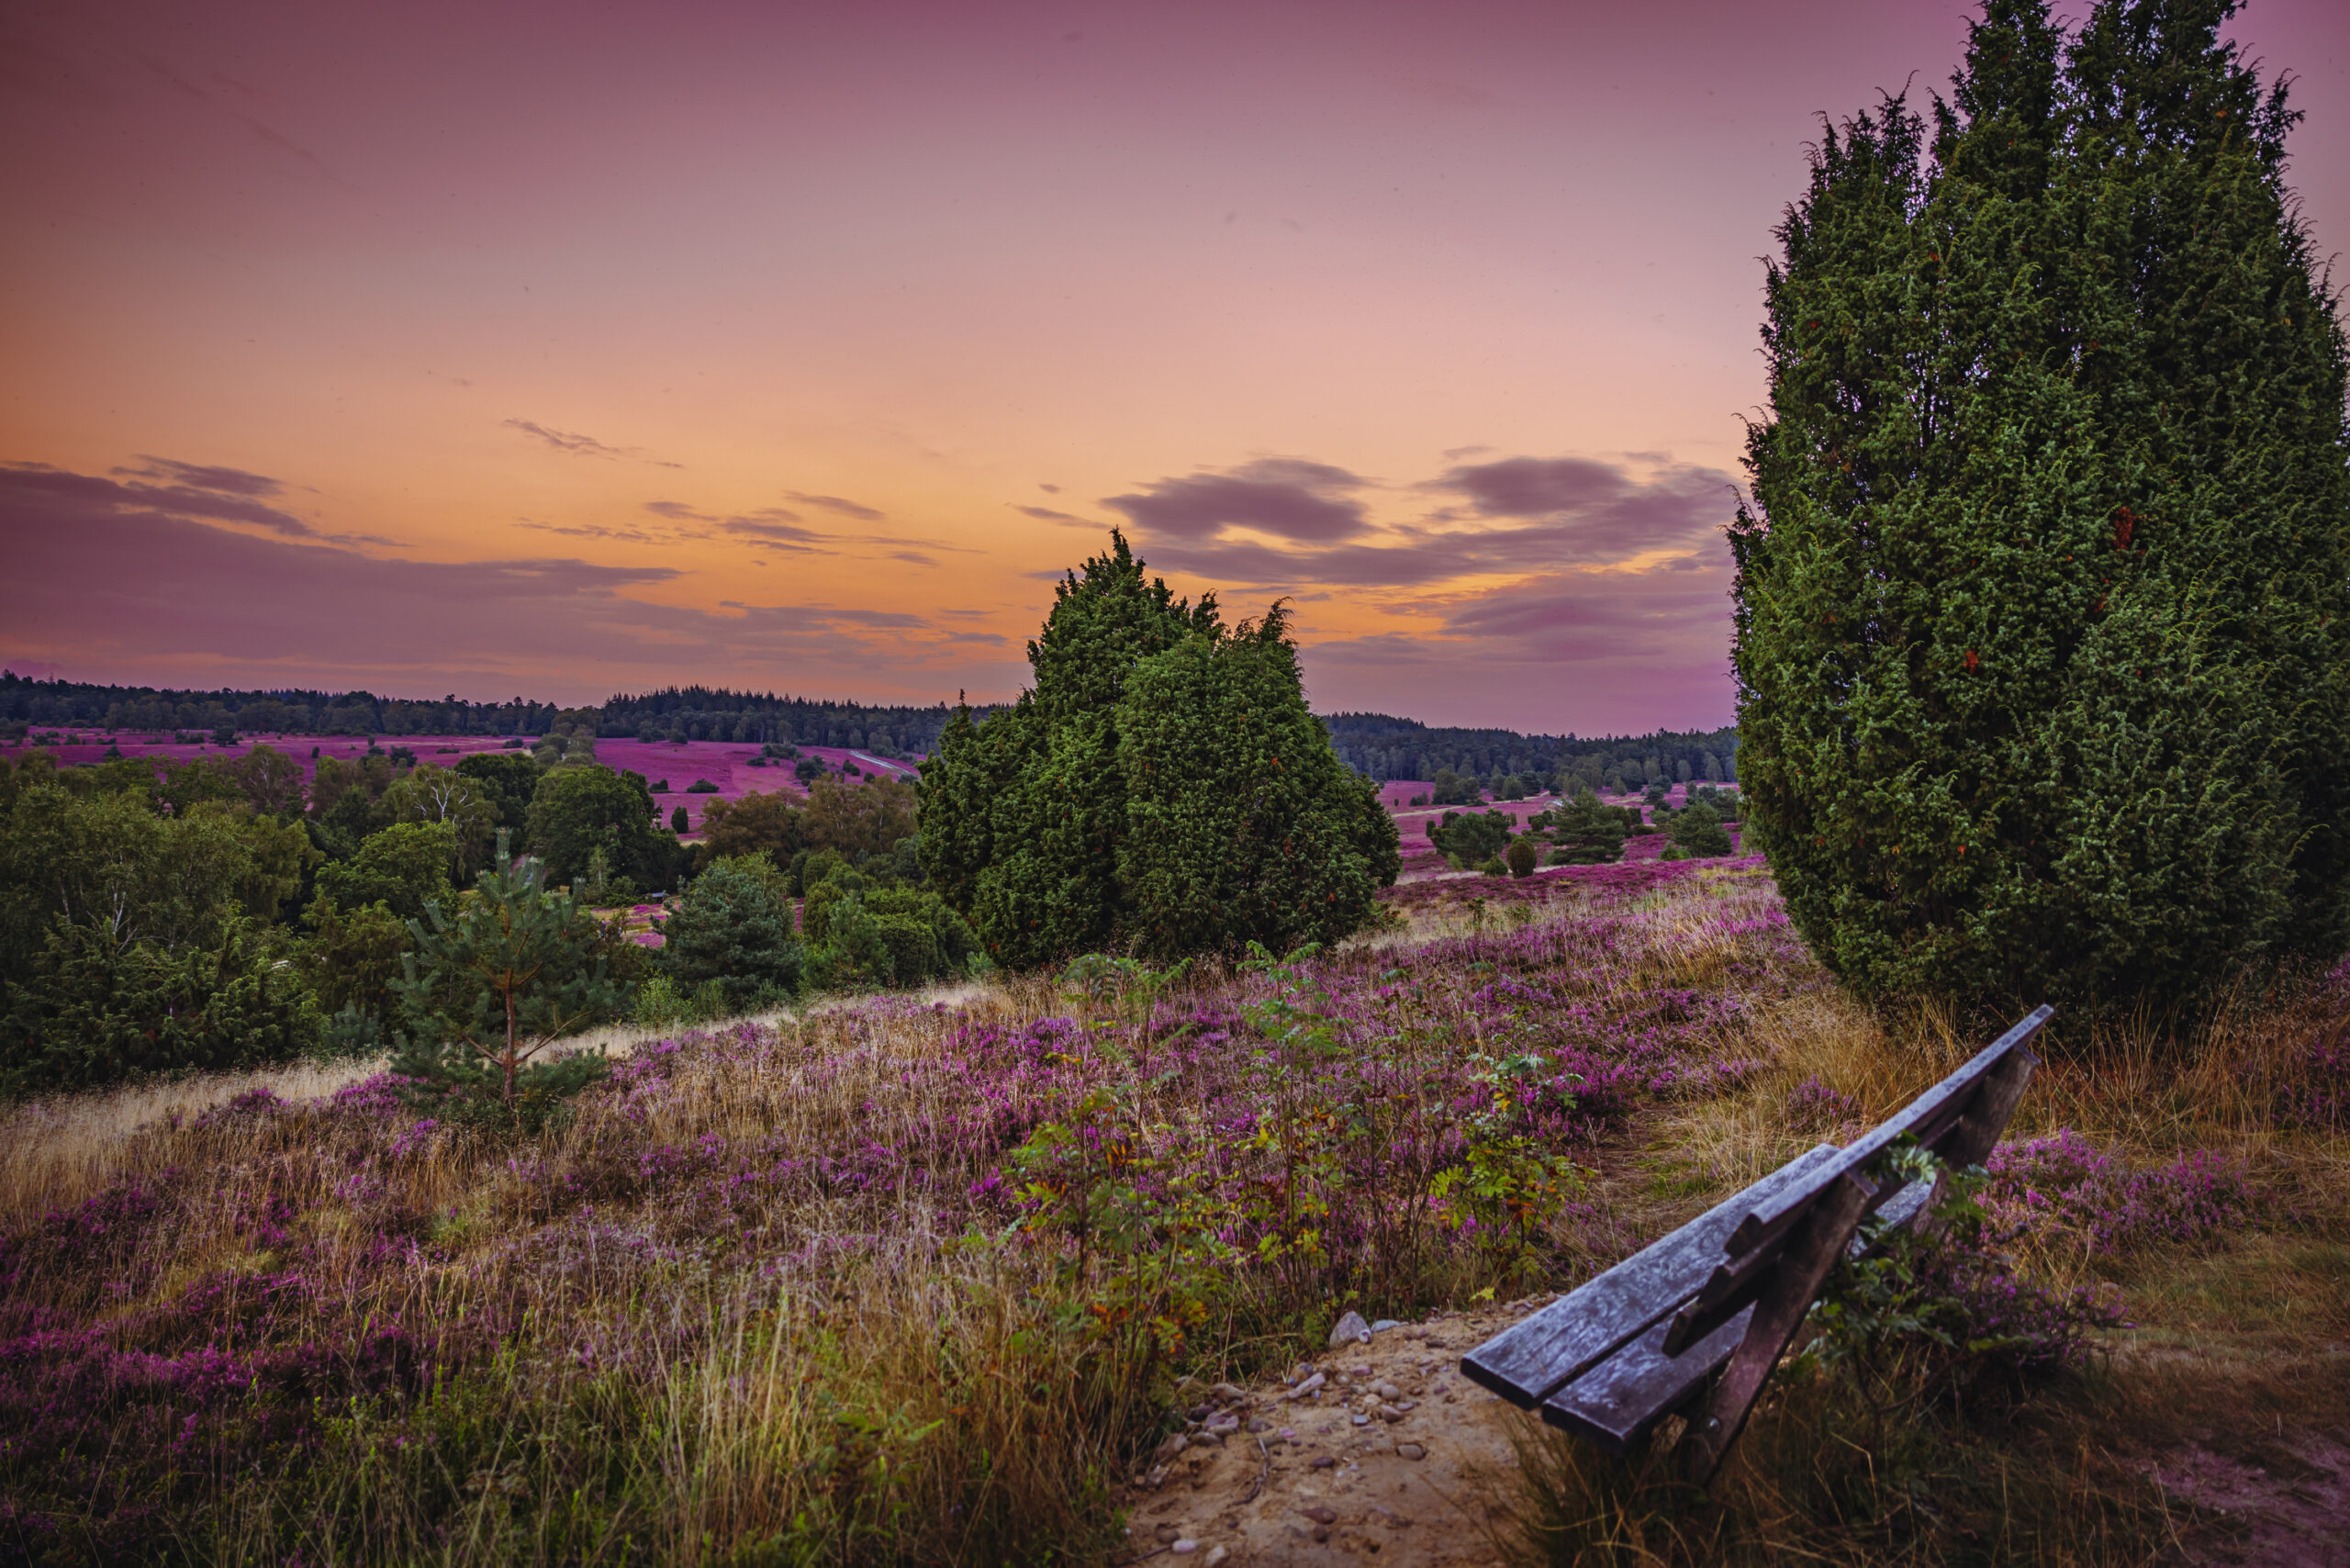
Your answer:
1460;1143;1841;1408
1543;1175;1940;1450
1541;1305;1755;1456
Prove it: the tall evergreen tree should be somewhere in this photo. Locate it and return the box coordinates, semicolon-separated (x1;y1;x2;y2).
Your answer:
1116;605;1400;958
921;534;1397;966
1731;0;2350;1017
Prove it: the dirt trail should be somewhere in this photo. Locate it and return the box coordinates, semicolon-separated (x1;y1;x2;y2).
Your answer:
1114;1301;1550;1566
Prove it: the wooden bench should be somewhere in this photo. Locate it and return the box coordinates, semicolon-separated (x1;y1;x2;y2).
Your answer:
1460;1006;2051;1483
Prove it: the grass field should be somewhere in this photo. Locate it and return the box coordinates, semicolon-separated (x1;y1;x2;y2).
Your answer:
2;867;2342;1565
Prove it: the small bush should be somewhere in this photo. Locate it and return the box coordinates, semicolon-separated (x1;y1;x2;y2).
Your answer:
1505;837;1539;879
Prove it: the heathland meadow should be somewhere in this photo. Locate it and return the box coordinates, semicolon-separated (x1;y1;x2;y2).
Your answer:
5;856;2344;1564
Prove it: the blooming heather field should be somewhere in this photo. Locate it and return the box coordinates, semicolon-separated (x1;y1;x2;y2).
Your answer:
3;862;2344;1564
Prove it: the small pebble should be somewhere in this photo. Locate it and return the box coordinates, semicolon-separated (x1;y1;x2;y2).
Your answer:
1371;1318;1402;1332
1171;1541;1198;1555
1204;1550;1227;1567
1352;1413;1371;1426
1311;1454;1337;1469
1279;1428;1297;1440
1397;1442;1426;1461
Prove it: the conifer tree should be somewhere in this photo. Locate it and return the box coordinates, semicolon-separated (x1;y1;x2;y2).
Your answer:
1731;0;2350;1016
921;534;1398;966
1115;605;1399;957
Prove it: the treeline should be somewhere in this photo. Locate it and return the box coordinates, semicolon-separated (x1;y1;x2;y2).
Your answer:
0;672;576;741
3;675;1741;786
600;687;995;756
1321;712;1740;791
0;673;987;758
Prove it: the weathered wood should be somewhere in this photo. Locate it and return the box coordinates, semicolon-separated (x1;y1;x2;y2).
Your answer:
1866;1175;1935;1239
1540;1306;1754;1456
1721;1006;2053;1257
1460;1143;1842;1408
1935;1045;2039;1172
1680;1170;1877;1485
1663;1170;1938;1355
1539;1174;1941;1454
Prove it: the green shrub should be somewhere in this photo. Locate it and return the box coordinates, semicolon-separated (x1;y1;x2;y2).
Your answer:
659;857;805;1011
1662;801;1733;861
1505;837;1539;878
1430;809;1515;865
1;919;316;1097
1729;1;2350;1016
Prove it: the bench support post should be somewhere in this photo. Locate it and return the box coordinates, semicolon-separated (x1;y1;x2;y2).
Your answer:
1916;1047;2038;1239
1678;1170;1875;1486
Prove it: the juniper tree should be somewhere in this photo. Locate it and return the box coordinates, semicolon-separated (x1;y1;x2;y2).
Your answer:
921;534;1397;966
1730;0;2350;1017
1114;605;1399;958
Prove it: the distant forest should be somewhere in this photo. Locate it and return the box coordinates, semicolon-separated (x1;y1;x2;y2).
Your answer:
1;673;1735;783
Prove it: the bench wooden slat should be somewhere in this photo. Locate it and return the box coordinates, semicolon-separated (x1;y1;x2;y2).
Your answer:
1459;1142;1841;1408
1721;1005;2052;1257
1539;1305;1754;1456
1866;1174;1934;1237
1539;1174;1941;1451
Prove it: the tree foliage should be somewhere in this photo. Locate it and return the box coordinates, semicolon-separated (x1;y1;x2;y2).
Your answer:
1729;0;2350;1016
523;763;677;892
313;821;456;922
1;919;314;1097
388;846;627;1118
921;535;1398;966
659;856;805;1010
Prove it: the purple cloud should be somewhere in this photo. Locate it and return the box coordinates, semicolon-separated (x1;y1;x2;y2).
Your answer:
1103;456;1369;544
0;461;1003;700
784;490;885;522
8;459;315;538
1016;504;1093;525
1122;452;1735;588
505;420;627;457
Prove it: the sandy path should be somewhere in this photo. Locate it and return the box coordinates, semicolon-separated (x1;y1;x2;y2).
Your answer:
1114;1300;1557;1566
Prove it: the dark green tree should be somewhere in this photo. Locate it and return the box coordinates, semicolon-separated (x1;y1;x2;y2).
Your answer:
389;840;627;1116
920;533;1222;968
659;856;805;1010
524;763;677;890
454;751;544;830
314;821;456;921
1730;0;2350;1017
1545;790;1628;865
1429;809;1515;866
1662;801;1734;860
921;536;1396;965
1114;606;1400;958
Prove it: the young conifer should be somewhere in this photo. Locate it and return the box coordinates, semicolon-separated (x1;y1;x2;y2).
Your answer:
1730;0;2350;1017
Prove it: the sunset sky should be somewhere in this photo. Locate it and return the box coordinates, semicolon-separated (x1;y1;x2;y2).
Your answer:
5;0;2344;734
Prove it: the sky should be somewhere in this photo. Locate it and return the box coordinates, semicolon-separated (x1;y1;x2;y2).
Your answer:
3;0;2344;734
